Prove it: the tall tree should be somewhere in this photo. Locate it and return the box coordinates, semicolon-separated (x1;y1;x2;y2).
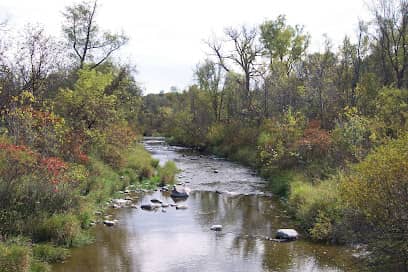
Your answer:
195;59;224;122
207;26;262;111
62;0;128;69
372;0;408;88
260;15;309;77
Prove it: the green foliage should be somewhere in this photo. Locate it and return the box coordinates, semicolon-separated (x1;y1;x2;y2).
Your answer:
32;244;69;264
257;109;305;173
331;107;371;162
34;214;81;246
29;260;50;272
340;133;408;265
375;87;408;138
55;69;116;148
289;178;344;243
0;243;31;272
158;161;179;185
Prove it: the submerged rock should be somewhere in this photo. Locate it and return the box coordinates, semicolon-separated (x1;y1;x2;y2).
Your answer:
150;199;163;204
210;225;223;231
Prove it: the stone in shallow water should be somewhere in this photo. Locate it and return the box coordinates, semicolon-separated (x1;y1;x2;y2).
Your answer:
150;199;163;204
175;205;188;210
103;220;116;227
276;229;298;240
210;225;223;231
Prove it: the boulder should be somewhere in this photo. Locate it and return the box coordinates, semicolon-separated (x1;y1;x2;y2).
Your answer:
171;185;191;198
150;199;163;204
210;225;222;231
276;229;298;240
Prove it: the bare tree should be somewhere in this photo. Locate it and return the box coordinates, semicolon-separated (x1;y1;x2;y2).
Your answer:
62;0;128;69
207;25;262;111
15;25;61;99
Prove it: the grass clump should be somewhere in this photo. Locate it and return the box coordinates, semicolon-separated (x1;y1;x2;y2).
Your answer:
32;244;69;263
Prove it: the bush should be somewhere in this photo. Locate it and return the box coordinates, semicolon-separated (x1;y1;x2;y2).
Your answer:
0;243;31;272
289;178;344;243
29;260;50;272
340;133;408;266
32;244;69;263
34;214;81;246
158;161;179;185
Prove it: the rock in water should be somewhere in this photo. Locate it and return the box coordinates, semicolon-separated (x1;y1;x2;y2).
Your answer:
276;229;298;240
141;203;162;210
210;225;223;231
150;199;163;204
103;220;116;227
175;205;188;210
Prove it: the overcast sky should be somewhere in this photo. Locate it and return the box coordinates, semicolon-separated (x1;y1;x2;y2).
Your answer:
0;0;371;94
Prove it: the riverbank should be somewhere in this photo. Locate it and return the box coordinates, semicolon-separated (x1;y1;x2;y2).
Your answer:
0;143;178;271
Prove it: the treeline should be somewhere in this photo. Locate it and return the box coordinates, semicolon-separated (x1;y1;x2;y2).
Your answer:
139;0;408;269
0;1;173;271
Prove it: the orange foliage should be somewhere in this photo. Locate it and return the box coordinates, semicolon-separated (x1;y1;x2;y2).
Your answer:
297;120;332;158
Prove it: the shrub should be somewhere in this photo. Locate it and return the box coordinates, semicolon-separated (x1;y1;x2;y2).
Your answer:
0;243;31;272
34;214;81;246
32;244;69;263
289;178;344;243
340;133;408;266
158;161;179;185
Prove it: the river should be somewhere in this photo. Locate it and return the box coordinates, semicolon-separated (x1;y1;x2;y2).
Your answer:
53;137;363;272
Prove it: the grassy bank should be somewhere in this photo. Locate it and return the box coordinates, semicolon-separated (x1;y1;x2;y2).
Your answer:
0;143;180;271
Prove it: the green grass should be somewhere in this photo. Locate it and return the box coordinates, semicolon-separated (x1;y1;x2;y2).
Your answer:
32;244;69;263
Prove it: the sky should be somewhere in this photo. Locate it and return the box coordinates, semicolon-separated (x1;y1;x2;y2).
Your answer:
0;0;371;94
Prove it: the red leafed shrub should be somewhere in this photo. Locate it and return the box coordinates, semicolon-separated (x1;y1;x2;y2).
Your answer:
0;140;80;235
40;157;68;181
297;120;332;161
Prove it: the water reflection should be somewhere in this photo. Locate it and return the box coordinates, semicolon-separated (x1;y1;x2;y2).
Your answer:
53;138;363;271
54;192;361;272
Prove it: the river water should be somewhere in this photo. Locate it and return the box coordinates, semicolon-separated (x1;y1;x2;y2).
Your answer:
53;137;363;272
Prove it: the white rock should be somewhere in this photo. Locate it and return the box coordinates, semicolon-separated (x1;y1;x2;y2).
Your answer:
276;229;299;240
210;225;223;231
175;205;188;210
103;220;116;227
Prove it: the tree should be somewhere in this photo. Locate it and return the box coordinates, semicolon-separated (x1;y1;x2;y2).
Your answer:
195;59;224;122
371;0;408;88
15;25;61;99
207;26;262;111
62;0;128;69
260;15;309;77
